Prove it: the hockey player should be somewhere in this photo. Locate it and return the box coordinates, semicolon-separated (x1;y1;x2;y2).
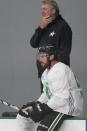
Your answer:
16;45;83;131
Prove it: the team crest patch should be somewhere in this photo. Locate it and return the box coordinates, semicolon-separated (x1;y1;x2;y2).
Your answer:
49;31;56;37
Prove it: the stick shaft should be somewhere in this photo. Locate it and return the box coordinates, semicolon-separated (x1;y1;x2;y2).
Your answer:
0;98;20;111
0;98;33;115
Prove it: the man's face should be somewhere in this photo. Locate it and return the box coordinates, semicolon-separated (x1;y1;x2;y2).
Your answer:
41;3;55;17
39;53;49;69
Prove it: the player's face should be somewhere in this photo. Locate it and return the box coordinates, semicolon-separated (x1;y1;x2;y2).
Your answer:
39;53;49;69
41;3;55;17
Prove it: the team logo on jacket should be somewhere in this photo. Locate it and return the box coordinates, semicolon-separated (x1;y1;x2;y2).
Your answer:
49;31;56;37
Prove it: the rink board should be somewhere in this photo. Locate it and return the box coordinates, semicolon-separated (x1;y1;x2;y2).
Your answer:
0;117;86;131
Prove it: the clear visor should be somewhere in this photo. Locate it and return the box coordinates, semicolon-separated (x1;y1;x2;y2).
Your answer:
37;52;49;61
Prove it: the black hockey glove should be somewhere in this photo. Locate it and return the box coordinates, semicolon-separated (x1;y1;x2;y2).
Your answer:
19;101;52;122
18;101;35;118
36;101;52;114
29;101;52;122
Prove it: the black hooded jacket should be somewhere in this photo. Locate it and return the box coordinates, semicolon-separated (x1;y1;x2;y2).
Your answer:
30;15;72;77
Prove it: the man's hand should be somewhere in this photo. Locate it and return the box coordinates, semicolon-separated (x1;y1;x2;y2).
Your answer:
40;16;53;29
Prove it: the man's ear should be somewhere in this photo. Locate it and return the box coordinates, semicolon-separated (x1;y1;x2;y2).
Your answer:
49;54;54;61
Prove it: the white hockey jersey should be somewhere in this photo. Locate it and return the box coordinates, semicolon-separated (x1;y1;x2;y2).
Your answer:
38;62;83;116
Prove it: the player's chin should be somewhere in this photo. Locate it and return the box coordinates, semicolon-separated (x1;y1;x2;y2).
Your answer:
41;63;45;67
41;63;46;68
42;64;48;70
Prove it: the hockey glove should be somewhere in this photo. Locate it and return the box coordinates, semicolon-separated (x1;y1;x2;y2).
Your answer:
36;101;52;113
18;101;35;118
19;101;52;122
29;101;52;122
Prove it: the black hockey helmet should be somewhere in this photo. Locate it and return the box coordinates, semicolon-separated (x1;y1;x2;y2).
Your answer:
38;45;57;58
37;45;57;69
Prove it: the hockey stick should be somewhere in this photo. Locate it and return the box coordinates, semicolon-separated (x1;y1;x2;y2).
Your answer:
0;98;32;115
0;98;20;111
